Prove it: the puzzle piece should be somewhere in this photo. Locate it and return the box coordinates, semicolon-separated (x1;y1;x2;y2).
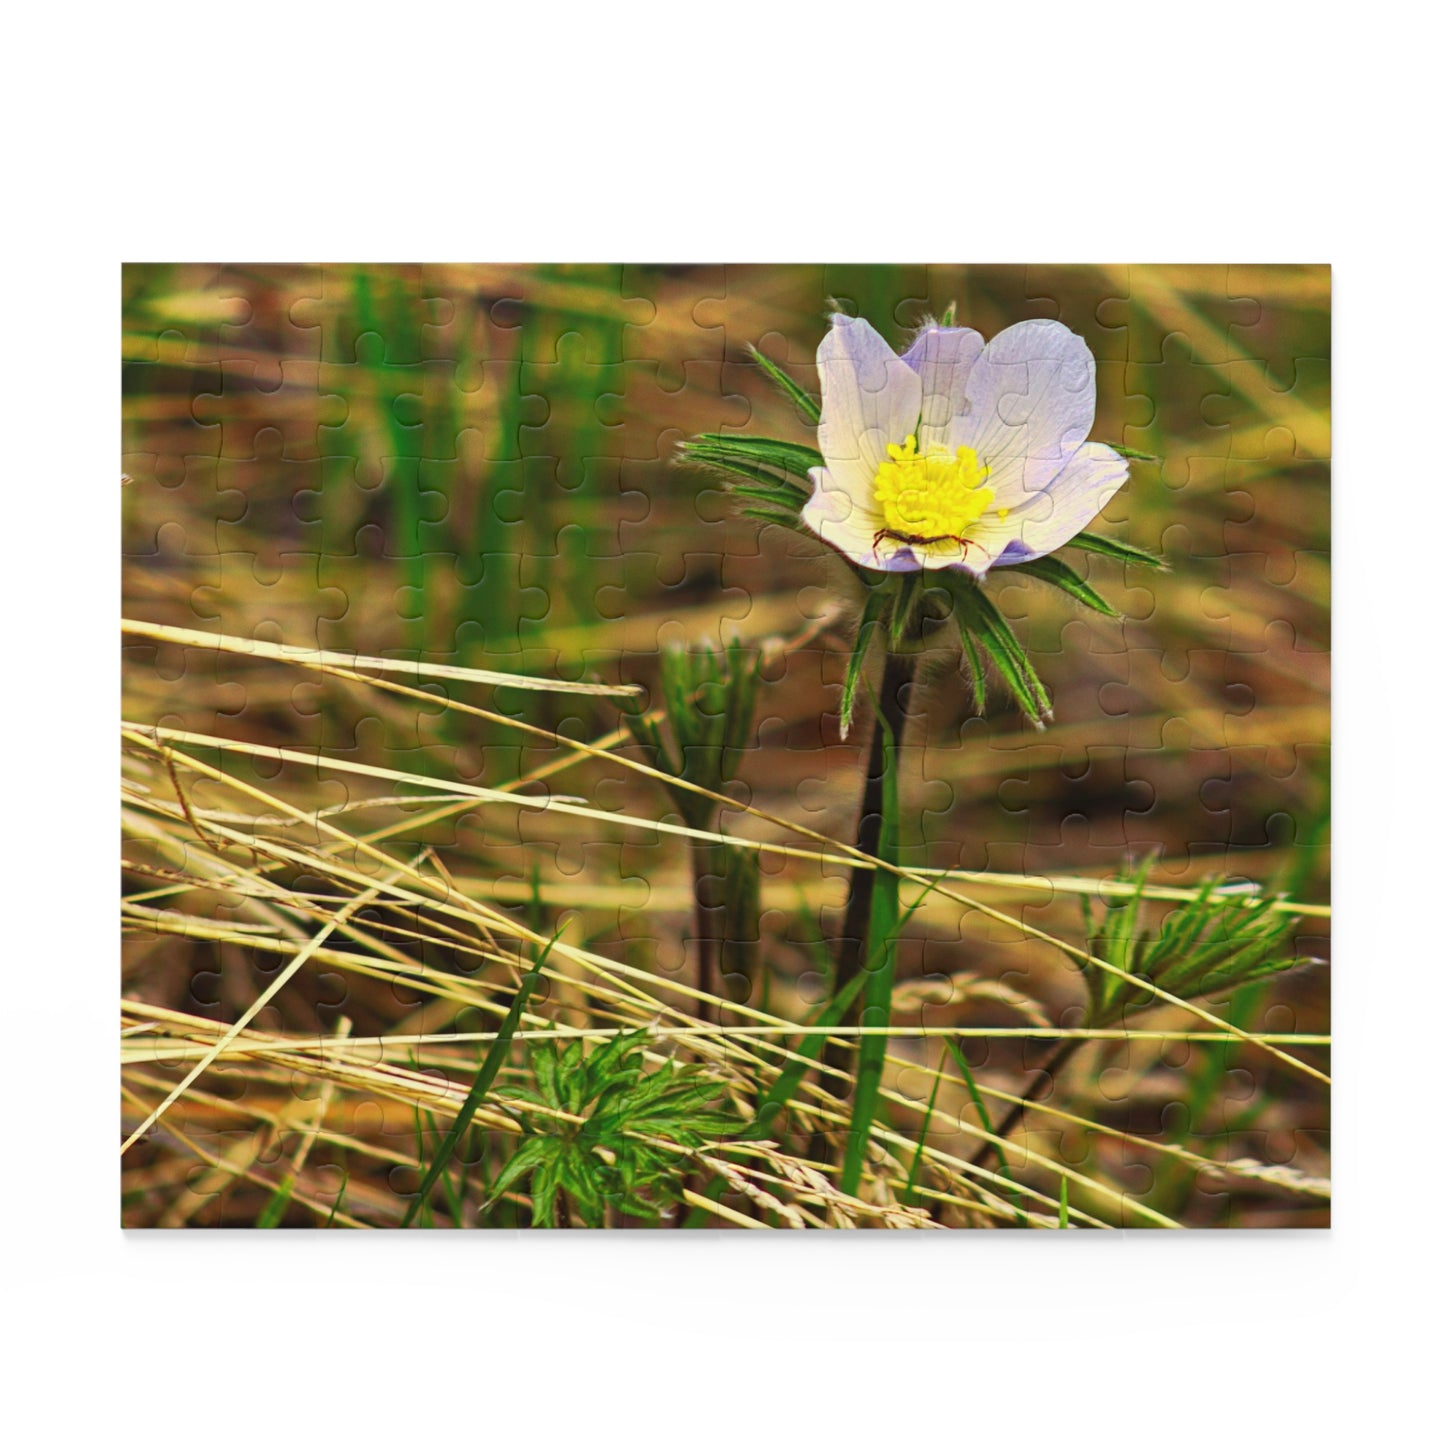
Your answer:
122;263;1329;1228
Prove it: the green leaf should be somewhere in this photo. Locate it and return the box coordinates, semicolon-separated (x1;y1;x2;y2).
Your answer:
972;623;1050;729
959;628;987;714
1067;531;1168;570
323;1173;349;1229
720;638;760;780
742;966;872;1142
1195;948;1303;996
643;640;760;830
901;1063;944;1208
684;434;823;482
488;1136;548;1207
1112;444;1159;462
501;1025;739;1228
588;1027;649;1089
531;1157;562;1227
530;1040;561;1108
1078;893;1107;1024
747;345;822;423
558;1038;589;1113
1108;868;1149;977
739;503;809;534
1009;554;1119;617
1102;866;1150;1020
888;571;923;649
725;479;807;507
942;1037;1025;1223
945;578;1052;727
840;587;889;740
684;450;808;498
719;844;762;997
1154;881;1221;962
1172;908;1297;995
1080;865;1308;1027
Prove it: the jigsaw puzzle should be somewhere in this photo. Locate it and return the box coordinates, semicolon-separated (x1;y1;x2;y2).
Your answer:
120;263;1330;1228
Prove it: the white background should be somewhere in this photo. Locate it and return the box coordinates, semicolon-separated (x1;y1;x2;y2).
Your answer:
4;2;1436;1439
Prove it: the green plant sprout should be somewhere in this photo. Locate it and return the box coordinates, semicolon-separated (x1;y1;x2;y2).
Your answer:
489;1030;739;1227
1080;861;1307;1029
967;861;1312;1168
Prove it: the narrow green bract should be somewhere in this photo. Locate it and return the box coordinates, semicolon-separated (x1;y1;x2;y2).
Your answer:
839;586;890;740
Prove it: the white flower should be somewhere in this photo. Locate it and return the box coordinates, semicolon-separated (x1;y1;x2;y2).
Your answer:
801;314;1129;577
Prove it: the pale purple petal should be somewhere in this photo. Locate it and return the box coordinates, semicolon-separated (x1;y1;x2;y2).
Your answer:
868;544;930;572
955;319;1096;508
900;325;986;452
816;315;922;491
975;443;1130;567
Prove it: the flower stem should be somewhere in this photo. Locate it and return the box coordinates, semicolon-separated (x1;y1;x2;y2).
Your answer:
822;648;917;1096
965;1036;1085;1171
690;836;718;1027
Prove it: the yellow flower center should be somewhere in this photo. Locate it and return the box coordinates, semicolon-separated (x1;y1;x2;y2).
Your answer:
872;434;994;544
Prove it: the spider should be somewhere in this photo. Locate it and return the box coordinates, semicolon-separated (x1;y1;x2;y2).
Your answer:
871;527;982;562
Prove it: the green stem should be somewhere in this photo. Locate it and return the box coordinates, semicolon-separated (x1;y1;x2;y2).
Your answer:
821;649;916;1096
690;835;718;1027
682;833;719;1221
965;1036;1085;1171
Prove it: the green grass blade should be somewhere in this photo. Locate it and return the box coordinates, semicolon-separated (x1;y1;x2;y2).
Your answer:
399;937;557;1228
683;948;873;1228
410;1099;434;1228
324;1173;349;1229
256;1176;295;1229
901;1064;945;1208
742;966;871;1141
944;1037;1027;1225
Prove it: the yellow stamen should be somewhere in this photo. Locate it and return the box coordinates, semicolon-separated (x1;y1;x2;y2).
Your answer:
872;434;994;543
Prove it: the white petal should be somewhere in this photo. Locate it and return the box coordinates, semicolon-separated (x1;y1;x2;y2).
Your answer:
816;315;922;493
956;319;1096;508
802;466;921;573
968;443;1130;567
900;325;986;452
